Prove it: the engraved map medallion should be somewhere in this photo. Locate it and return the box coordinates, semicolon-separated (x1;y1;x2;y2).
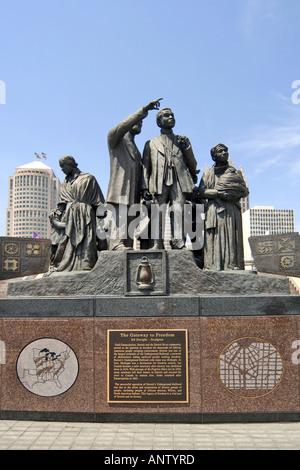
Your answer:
217;337;284;398
17;339;79;397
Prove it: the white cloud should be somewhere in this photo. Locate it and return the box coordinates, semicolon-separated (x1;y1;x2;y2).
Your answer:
254;156;281;174
229;120;300;195
286;156;300;187
231;125;300;158
237;0;279;40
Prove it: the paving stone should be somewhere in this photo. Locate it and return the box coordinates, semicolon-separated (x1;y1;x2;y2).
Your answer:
0;420;300;450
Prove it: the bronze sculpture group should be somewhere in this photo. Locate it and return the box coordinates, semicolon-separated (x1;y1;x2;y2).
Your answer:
49;99;249;273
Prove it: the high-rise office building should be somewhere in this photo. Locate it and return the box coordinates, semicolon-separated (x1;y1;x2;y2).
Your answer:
6;161;61;239
243;206;295;237
243;206;295;267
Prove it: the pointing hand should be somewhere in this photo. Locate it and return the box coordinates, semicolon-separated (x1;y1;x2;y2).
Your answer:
145;98;163;111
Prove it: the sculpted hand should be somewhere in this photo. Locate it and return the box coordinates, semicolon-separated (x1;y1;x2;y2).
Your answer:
203;189;218;199
192;173;198;184
218;190;234;201
177;135;190;149
145;98;163;111
49;215;66;230
142;189;152;201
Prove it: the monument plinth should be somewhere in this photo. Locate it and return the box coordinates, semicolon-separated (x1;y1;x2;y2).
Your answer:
6;249;291;298
1;249;299;423
1;103;299;424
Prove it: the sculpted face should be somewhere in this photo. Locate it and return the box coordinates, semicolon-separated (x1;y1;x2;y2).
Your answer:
59;156;78;176
157;108;176;129
211;145;229;165
215;146;228;164
60;161;73;176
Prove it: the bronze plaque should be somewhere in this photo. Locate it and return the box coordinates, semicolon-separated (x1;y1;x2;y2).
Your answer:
107;329;189;403
0;237;51;280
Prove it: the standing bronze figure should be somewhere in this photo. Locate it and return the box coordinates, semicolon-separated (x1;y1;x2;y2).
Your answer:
198;144;249;270
142;107;199;249
49;155;104;272
105;99;162;250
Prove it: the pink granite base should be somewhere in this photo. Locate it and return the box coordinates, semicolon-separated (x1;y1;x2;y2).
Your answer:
200;316;300;414
0;318;95;414
0;316;299;419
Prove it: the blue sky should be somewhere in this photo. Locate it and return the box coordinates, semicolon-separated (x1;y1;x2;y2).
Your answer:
0;0;300;233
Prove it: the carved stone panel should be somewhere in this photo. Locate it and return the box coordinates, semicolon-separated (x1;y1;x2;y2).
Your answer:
0;237;51;280
249;233;300;277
